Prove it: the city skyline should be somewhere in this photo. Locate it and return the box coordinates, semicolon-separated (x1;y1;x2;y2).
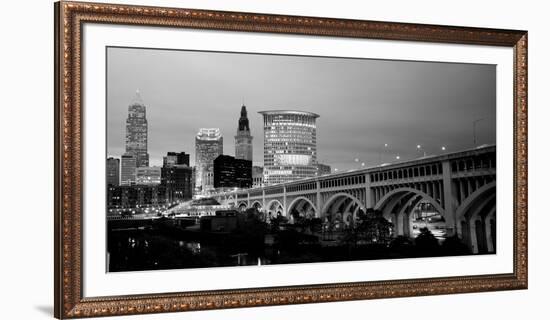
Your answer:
107;47;496;171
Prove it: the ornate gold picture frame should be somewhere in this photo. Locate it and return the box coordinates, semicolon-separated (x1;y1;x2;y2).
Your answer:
54;1;527;318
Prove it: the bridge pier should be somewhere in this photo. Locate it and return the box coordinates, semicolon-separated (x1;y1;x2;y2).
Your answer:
316;181;322;219
442;160;457;236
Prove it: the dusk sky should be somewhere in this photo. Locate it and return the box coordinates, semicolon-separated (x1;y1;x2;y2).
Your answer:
107;47;496;171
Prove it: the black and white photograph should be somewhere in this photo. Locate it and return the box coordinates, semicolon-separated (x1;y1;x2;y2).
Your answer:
106;47;497;272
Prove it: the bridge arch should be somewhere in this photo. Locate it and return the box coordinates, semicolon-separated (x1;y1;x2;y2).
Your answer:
456;181;496;225
287;196;317;219
265;199;284;218
226;195;236;206
374;187;445;238
237;201;248;211
455;182;496;254
374;187;445;217
251;200;263;211
321;192;365;229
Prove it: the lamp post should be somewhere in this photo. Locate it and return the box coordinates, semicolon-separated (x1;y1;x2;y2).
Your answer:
416;144;426;157
473;118;485;147
354;158;366;169
379;143;389;164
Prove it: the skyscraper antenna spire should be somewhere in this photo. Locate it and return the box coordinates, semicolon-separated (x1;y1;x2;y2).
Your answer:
132;89;144;105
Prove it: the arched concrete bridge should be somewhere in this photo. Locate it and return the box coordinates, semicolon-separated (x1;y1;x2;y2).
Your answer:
214;145;496;254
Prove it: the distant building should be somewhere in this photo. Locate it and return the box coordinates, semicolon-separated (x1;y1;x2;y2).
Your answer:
213;154;252;189
316;163;331;175
163;151;190;167
234;105;253;161
252;166;264;188
200;214;238;232
258;110;319;185
120;153;136;186
191;166;197;193
107;184;167;213
161;165;193;203
125;90;149;167
195;128;223;191
106;157;120;186
135;166;161;185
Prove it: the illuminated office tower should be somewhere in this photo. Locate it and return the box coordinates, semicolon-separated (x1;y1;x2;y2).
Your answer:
195;128;223;191
125;90;149;167
258;110;319;185
234;105;253;161
120;153;136;186
106;157;120;186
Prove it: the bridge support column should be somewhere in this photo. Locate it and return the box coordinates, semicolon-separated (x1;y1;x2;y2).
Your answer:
262;189;265;211
365;173;374;209
442;160;457;235
283;186;287;216
316;181;322;218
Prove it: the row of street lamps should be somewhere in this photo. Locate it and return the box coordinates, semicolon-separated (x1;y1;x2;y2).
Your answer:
331;116;489;172
334;144;449;173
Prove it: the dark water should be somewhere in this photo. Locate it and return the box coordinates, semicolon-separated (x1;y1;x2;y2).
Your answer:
107;219;475;272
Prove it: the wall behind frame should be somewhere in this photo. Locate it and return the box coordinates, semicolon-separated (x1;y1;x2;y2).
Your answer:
0;0;546;319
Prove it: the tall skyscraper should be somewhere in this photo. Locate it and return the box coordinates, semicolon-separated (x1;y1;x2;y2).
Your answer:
259;110;319;185
125;90;149;167
195;128;223;191
106;157;120;186
235;105;253;161
120;153;137;186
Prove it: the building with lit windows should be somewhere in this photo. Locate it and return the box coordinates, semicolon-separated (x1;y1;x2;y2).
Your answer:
107;184;168;214
106;157;120;186
213;154;252;189
195;128;223;191
234;105;253;161
125;90;149;167
258;110;319;185
316;163;331;176
120;153;136;186
161;164;193;203
163;151;190;167
252;166;264;187
135;166;162;185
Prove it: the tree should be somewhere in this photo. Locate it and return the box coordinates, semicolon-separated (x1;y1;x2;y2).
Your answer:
389;235;414;253
354;209;393;245
269;214;288;233
441;235;471;255
414;227;440;255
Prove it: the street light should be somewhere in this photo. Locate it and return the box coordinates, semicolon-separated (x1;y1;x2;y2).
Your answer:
416;144;426;157
441;146;446;151
395;155;400;160
379;143;389;164
354;158;366;169
473;118;485;147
